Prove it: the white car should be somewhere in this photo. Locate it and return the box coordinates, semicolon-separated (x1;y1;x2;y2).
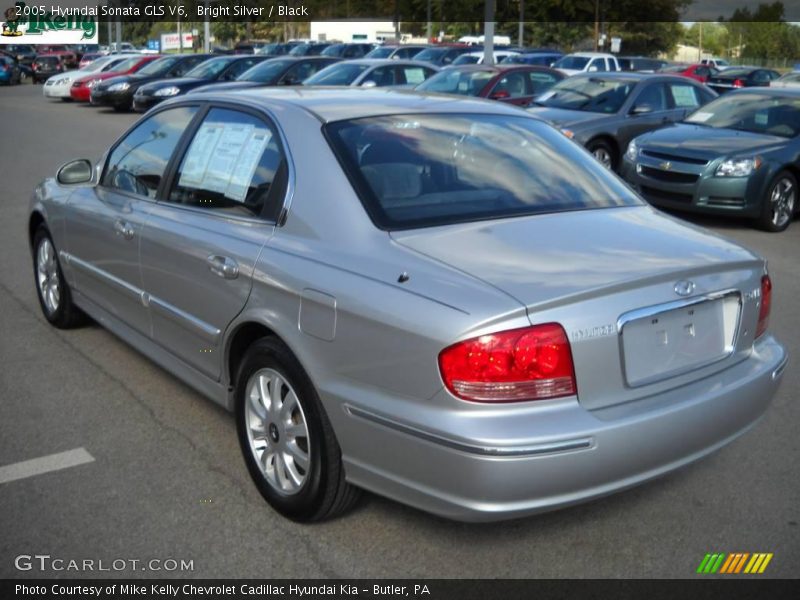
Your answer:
43;54;138;100
700;57;731;69
451;50;521;66
553;52;621;76
770;71;800;89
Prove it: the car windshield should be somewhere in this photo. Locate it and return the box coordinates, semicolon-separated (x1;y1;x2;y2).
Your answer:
110;57;140;72
84;57;118;72
535;77;636;113
684;92;800;138
365;46;394;59
416;69;494;96
304;63;370;85
321;45;345;57
138;56;181;76
452;54;480;65
239;59;293;82
553;56;590;70
326;113;640;229
184;58;231;79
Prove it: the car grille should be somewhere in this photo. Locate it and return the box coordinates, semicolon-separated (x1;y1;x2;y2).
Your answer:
707;197;745;207
640;166;699;184
641;150;709;166
640;185;693;204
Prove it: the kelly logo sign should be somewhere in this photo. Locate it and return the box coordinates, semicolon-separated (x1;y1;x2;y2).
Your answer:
1;2;97;44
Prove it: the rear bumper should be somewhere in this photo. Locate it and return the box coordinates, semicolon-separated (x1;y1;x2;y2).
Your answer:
330;335;786;521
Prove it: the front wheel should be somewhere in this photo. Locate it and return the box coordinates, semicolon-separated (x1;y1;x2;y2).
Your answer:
758;170;796;232
586;139;616;171
235;337;360;521
32;226;86;328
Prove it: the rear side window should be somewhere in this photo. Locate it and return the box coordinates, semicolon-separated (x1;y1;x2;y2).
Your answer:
167;108;288;221
669;83;702;108
326;114;641;230
102;106;198;197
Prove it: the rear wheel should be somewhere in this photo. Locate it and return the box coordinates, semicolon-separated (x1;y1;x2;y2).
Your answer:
758;170;796;232
235;337;360;521
587;138;616;171
32;226;87;328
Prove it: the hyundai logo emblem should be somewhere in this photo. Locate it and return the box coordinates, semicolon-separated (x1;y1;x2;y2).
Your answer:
674;280;696;297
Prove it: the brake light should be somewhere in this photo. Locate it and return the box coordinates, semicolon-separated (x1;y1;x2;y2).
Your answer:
438;323;577;402
733;79;745;88
756;274;772;338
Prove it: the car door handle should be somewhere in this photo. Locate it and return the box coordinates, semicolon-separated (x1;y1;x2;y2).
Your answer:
207;255;239;280
113;219;135;240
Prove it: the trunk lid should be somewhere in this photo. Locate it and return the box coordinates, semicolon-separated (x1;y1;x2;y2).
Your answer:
392;206;764;409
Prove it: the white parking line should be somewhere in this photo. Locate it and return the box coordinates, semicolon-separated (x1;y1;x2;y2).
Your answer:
0;448;94;485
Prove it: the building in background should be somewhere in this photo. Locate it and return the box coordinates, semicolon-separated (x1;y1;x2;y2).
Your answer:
310;22;402;43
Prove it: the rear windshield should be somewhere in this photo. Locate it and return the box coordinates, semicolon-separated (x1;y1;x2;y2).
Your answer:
304;63;369;85
325;114;641;230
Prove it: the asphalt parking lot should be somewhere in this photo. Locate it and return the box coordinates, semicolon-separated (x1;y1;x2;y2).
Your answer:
0;82;797;579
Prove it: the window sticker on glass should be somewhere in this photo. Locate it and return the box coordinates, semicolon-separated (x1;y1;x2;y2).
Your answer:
404;68;425;85
672;85;698;107
204;124;255;194
687;111;713;122
179;124;224;188
754;111;769;126
226;129;272;201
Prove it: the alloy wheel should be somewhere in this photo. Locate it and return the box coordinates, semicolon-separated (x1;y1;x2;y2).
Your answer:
770;177;796;229
592;147;613;169
36;237;60;314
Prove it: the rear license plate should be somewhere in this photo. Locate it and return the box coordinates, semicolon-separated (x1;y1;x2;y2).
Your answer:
620;293;741;387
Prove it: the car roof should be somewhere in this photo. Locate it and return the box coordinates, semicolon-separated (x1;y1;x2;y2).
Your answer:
728;87;800;96
192;87;530;123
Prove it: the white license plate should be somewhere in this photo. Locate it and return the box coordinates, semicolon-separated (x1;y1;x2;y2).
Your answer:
621;294;740;387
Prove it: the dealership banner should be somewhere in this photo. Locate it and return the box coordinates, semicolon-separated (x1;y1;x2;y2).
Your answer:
1;1;98;44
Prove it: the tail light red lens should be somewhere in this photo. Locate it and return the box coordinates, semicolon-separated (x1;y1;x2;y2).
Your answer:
733;79;745;88
438;323;577;402
756;274;772;339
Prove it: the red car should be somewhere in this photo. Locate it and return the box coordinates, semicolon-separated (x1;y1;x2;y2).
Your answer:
659;63;719;83
37;45;78;68
70;55;161;101
416;64;565;106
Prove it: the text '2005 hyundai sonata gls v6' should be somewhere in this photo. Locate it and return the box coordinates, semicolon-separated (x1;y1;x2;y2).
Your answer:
28;89;787;522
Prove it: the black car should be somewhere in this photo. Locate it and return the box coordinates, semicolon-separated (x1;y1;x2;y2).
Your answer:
132;55;270;111
528;73;717;171
256;42;300;57
320;43;375;59
707;67;780;94
2;44;36;67
91;54;213;111
31;55;66;83
288;42;333;57
189;57;341;94
413;45;473;67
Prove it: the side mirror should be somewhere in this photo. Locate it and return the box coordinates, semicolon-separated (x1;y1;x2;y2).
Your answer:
361;80;377;88
630;103;654;115
57;159;93;185
489;89;511;100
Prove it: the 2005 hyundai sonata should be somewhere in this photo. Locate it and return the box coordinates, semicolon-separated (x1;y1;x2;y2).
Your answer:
28;88;787;522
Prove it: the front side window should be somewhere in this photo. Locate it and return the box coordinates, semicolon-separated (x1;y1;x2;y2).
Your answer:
416;69;494;96
669;83;702;108
168;108;288;220
685;92;800;137
102;106;198;197
326;114;641;230
633;83;668;111
491;72;528;98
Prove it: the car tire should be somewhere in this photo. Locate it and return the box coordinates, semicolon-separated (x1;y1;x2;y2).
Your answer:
587;139;617;171
235;337;360;521
32;226;87;329
758;170;797;232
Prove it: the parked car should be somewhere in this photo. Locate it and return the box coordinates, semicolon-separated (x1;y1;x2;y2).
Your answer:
364;45;429;60
553;52;621;76
2;43;36;67
133;55;270;111
622;88;800;232
451;50;520;65
255;42;300;57
90;54;213;111
707;67;780;94
37;45;78;68
27;88;786;522
189;57;341;94
31;55;66;84
70;55;161;102
501;51;563;67
529;73;717;170
288;42;333;57
303;59;439;88
234;41;268;54
78;52;104;69
416;64;564;106
770;71;800;89
659;63;719;83
0;56;22;85
700;57;731;69
320;43;375;59
413;45;473;67
43;54;138;100
618;56;669;73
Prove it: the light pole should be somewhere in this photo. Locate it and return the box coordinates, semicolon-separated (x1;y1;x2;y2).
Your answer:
519;0;524;48
483;0;495;65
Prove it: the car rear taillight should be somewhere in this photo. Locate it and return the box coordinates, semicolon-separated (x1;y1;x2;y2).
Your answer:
756;274;772;339
438;323;577;402
733;79;745;88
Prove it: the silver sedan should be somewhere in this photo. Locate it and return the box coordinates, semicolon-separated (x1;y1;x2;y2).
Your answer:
28;88;787;522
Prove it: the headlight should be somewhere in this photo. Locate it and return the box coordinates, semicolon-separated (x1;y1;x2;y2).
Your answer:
108;82;130;92
626;139;639;161
87;79;100;88
715;156;762;177
57;77;72;85
154;86;180;97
